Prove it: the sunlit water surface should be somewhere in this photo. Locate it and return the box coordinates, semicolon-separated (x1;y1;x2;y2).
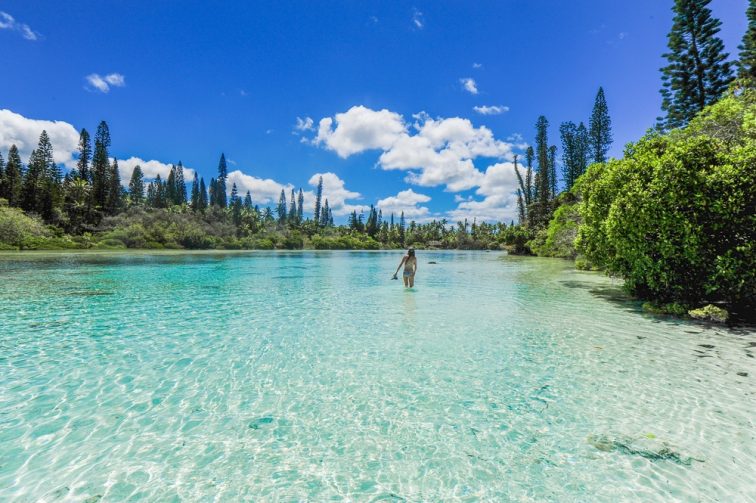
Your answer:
0;251;754;502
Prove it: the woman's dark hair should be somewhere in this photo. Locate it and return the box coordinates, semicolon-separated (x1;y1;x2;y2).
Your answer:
408;248;415;257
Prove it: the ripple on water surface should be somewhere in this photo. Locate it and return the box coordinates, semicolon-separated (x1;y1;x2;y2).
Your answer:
0;251;754;501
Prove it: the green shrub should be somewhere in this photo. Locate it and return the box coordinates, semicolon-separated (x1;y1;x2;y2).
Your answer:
0;205;51;248
94;238;127;249
642;302;689;316
21;235;81;250
576;89;755;310
688;304;729;323
498;225;534;255
531;202;581;258
253;238;275;249
281;231;304;250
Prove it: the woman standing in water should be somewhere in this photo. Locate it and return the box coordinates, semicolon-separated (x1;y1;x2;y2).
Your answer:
393;248;417;287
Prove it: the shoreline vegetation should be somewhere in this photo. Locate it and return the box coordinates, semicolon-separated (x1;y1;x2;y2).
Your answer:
1;1;754;321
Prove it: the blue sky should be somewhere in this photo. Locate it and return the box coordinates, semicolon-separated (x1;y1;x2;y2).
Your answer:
0;0;749;222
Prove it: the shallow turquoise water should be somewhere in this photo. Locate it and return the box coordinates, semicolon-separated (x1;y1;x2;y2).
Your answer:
0;251;754;502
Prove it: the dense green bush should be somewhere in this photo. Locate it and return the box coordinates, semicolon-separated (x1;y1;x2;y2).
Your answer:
0;202;51;249
529;202;581;258
498;225;534;255
576;89;755;310
310;234;380;250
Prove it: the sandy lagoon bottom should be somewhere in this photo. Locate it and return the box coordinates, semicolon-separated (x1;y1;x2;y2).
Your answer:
0;250;754;501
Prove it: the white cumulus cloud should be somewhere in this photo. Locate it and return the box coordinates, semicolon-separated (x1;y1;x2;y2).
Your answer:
226;170;363;217
306;105;526;222
227;170;293;205
0;109;79;168
314;105;406;158
0;109;202;190
0;11;38;40
377;189;431;219
446;161;524;223
307;172;366;216
473;105;509;115
294;116;314;132
85;73;126;93
116;158;195;187
309;106;516;193
460;78;478;95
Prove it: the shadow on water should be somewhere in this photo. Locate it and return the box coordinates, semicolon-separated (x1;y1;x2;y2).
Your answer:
560;280;643;314
560;279;756;361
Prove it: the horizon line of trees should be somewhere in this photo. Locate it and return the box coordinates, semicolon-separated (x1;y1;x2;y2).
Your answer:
2;129;501;249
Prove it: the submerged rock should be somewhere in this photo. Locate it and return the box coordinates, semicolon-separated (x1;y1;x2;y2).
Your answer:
689;304;729;323
586;434;702;466
248;416;274;430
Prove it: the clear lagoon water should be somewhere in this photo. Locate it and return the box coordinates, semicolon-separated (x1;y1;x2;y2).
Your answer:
0;250;754;502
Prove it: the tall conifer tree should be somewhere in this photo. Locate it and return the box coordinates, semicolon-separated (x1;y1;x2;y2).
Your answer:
525;146;534;205
21;148;42;214
297;188;304;222
216;153;228;208
659;0;733;129
175;161;186;205
588;87;613;163
199;177;208;210
208;177;216;207
288;189;297;223
548;145;557;198
314;175;323;224
91;121;111;211
399;211;406;246
37;131;60;221
3;145;23;206
738;0;756;80
166;165;177;205
320;199;330;226
76;129;91;182
129;165;145;206
190;172;200;211
230;182;239;204
106;159;122;214
277;189;287;224
534;116;551;225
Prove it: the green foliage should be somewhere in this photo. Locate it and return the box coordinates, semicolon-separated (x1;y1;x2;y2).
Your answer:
499;225;534;255
738;0;756;81
530;198;581;258
216;154;227;208
91;121;111;215
659;0;734;130
310;233;380;250
0;202;50;249
577;88;755;310
589;87;613;164
688;304;729;322
642;302;689;316
129;165;145;206
559;121;589;190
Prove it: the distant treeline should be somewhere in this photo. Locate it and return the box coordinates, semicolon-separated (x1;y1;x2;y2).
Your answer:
0;124;529;252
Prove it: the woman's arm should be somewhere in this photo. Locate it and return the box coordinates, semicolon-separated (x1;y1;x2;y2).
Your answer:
393;256;406;277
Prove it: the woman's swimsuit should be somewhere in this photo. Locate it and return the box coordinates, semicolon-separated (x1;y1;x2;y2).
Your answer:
403;257;416;277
